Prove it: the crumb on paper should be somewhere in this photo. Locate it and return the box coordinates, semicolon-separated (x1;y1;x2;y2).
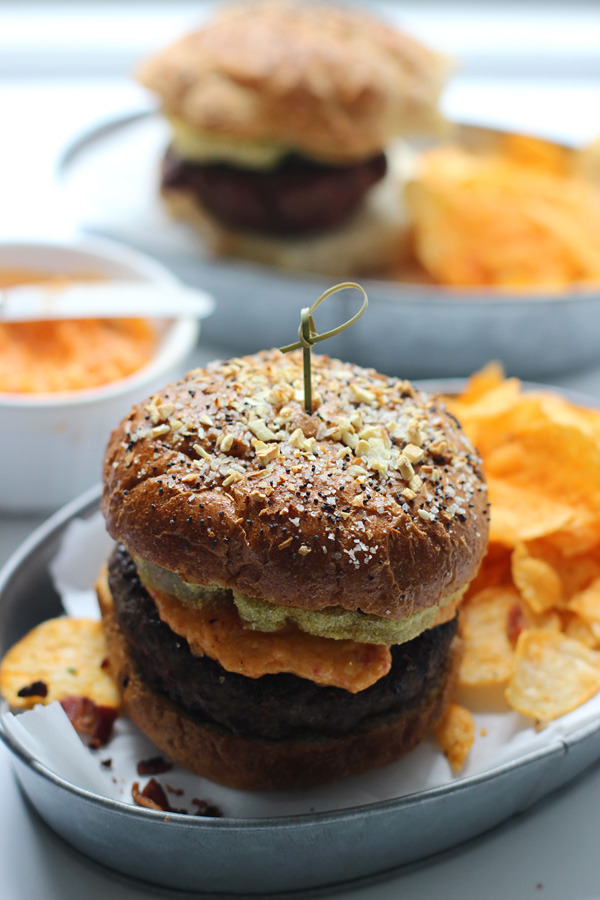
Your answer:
434;701;475;772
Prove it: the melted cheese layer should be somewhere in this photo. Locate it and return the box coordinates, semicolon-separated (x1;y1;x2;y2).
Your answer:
168;115;288;169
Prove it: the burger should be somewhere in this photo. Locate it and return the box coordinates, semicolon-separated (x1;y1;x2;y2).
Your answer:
98;349;488;790
136;0;451;277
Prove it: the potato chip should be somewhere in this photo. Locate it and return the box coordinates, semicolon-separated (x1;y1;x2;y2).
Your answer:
502;579;561;637
452;361;511;406
434;701;475;772
500;133;571;175
537;523;600;557
458;586;519;686
572;136;600;184
406;143;600;288
513;537;600;596
487;479;577;546
447;384;534;458
0;617;119;710
505;630;600;725
471;413;600;547
450;368;600;729
558;552;600;595
563;613;600;649
485;422;600;511
520;606;562;635
535;392;600;443
567;577;600;633
511;542;563;613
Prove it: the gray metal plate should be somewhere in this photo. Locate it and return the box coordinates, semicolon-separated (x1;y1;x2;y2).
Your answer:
1;477;600;896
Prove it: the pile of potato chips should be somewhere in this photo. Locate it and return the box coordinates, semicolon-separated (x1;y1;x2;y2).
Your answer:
405;134;600;289
436;363;600;770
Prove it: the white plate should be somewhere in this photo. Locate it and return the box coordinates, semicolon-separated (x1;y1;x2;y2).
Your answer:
57;110;600;381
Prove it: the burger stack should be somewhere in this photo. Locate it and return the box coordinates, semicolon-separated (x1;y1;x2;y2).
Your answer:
98;350;488;789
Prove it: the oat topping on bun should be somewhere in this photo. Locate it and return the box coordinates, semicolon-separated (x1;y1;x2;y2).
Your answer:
98;350;488;789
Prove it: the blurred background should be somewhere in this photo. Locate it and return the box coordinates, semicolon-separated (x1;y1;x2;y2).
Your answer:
1;0;600;376
2;0;599;237
3;1;600;86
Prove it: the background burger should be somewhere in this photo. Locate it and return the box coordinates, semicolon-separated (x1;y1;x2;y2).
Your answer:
136;0;451;277
98;349;489;789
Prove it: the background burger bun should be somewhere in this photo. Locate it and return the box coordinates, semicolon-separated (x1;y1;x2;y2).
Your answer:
138;0;452;165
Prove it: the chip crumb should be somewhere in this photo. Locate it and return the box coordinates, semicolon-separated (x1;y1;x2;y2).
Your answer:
137;756;173;776
132;778;171;812
192;797;223;818
434;701;475;772
60;696;117;748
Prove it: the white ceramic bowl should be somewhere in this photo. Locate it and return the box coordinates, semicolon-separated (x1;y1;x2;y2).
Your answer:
0;235;209;512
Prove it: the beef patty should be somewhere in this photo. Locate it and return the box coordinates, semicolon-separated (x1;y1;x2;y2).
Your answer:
161;146;387;236
108;545;457;742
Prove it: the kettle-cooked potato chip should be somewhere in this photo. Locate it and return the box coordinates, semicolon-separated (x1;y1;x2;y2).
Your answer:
434;701;475;772
564;613;600;649
567;577;600;643
505;630;600;726
449;369;600;730
458;586;519;686
0;617;119;710
511;542;563;614
406;140;600;288
449;374;600;549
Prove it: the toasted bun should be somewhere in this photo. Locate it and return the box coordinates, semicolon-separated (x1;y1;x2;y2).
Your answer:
159;141;414;277
138;0;451;165
101;350;488;622
97;571;459;790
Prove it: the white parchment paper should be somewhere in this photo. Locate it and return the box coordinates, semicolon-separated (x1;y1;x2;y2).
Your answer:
3;510;600;819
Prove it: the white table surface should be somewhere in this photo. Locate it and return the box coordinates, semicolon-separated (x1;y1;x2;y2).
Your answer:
3;4;600;894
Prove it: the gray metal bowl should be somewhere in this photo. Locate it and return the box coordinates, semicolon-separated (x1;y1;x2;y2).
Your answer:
2;485;600;896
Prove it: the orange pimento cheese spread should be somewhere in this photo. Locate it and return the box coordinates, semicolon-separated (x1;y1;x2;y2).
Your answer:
150;588;392;693
0;269;157;393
